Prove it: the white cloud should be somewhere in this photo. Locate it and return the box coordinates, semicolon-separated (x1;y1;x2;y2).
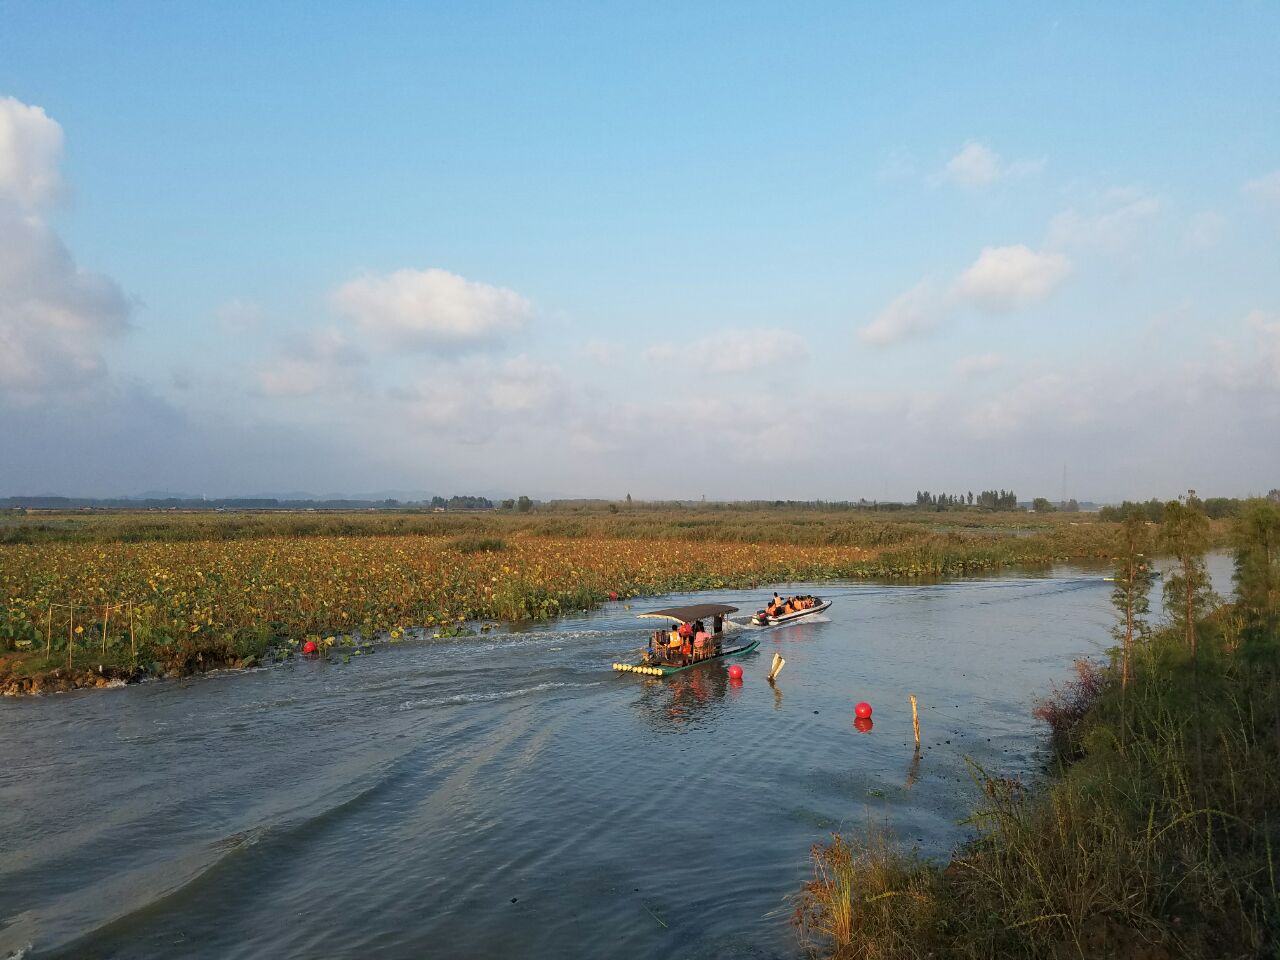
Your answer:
0;96;63;208
645;327;808;372
580;339;622;365
1045;190;1161;254
936;140;1044;188
400;355;567;436
962;372;1100;439
957;245;1071;312
1244;170;1280;211
257;327;366;398
332;267;532;352
0;98;130;403
1215;310;1280;390
859;282;942;345
955;352;1005;378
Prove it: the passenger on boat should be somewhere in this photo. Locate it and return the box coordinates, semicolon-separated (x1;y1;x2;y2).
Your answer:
712;613;724;635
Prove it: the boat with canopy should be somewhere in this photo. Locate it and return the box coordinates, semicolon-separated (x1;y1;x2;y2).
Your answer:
612;603;760;677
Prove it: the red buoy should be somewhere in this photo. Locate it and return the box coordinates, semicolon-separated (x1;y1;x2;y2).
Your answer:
302;640;318;655
728;664;744;680
855;701;872;719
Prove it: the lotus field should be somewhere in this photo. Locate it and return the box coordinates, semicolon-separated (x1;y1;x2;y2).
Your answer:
0;510;1130;689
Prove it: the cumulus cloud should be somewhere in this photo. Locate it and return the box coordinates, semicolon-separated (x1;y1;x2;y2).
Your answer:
936;140;1043;188
0;99;131;402
860;282;943;345
957;245;1071;312
1244;170;1280;212
645;327;808;372
0;96;63;208
1045;189;1161;255
257;327;366;398
332;267;532;352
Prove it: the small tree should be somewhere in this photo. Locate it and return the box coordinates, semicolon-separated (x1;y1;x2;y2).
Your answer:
516;495;533;513
1162;495;1215;656
1112;508;1153;688
1234;498;1280;645
1033;497;1056;513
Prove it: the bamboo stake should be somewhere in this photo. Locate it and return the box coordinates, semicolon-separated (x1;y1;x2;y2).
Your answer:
67;603;75;671
910;694;921;750
129;601;136;658
101;604;111;656
46;605;53;659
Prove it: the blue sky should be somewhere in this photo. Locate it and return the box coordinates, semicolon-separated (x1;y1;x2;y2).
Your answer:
2;2;1278;500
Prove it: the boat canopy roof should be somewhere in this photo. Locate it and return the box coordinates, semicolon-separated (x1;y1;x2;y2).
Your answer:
637;603;738;624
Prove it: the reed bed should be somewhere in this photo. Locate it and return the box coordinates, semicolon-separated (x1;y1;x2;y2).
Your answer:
794;619;1280;960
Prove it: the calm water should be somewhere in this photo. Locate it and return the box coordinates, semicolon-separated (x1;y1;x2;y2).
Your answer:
1;564;1222;959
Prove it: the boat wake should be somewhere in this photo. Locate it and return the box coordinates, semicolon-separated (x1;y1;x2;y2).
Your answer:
397;680;604;711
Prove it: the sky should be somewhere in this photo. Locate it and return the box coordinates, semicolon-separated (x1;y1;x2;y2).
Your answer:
1;2;1278;502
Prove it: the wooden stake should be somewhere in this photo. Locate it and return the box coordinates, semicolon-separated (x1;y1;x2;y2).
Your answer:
910;694;921;749
102;604;111;655
129;601;136;658
67;603;75;671
46;605;53;658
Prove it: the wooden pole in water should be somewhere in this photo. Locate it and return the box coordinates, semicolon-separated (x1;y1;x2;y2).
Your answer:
910;694;921;750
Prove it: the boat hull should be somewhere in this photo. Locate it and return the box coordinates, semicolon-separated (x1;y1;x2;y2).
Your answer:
613;638;760;677
751;599;831;626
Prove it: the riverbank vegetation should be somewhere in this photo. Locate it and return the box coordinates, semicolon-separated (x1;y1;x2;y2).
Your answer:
0;507;1134;694
794;496;1280;959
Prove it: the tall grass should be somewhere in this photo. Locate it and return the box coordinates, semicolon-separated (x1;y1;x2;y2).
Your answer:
795;617;1280;959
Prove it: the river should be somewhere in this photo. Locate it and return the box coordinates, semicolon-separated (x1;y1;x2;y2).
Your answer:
0;561;1227;959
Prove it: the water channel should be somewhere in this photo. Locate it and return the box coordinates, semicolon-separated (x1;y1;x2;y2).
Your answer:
1;561;1229;959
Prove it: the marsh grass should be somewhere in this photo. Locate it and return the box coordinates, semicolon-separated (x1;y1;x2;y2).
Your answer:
795;622;1280;959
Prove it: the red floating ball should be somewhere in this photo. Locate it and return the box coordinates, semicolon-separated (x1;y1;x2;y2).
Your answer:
727;664;744;680
854;701;872;719
302;640;318;655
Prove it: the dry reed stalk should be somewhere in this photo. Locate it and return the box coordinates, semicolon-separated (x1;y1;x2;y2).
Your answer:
46;604;52;658
67;603;74;670
129;601;135;657
910;693;921;749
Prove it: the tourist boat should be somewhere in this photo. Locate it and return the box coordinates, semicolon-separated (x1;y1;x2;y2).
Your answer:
612;603;760;677
751;596;831;626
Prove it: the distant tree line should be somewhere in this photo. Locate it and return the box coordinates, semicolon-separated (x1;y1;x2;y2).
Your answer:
429;495;494;510
1098;489;1280;523
915;489;1019;510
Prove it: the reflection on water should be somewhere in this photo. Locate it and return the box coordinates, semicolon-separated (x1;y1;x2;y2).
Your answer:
1;562;1228;960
